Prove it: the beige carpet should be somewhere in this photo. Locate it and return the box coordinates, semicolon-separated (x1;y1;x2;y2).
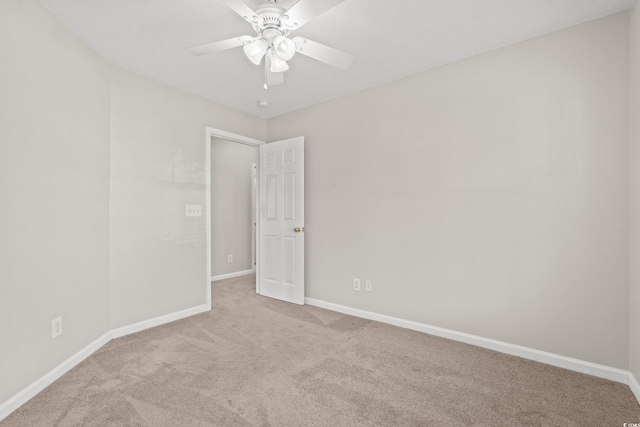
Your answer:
3;274;639;426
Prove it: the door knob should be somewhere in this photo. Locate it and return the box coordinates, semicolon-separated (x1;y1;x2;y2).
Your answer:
293;227;305;233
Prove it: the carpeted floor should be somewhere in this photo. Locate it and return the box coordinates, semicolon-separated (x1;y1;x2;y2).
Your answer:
3;274;640;426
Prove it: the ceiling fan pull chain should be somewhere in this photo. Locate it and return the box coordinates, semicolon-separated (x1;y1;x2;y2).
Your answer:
263;58;268;90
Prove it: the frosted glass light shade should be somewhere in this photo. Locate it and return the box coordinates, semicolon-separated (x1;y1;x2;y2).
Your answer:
272;36;296;61
269;53;289;72
243;39;268;65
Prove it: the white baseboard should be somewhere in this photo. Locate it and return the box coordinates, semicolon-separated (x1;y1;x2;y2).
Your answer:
305;298;631;386
0;304;210;422
630;372;640;404
0;332;111;422
3;298;637;423
210;269;254;282
110;304;210;339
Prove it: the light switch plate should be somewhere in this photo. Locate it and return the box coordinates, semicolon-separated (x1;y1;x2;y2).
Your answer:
186;204;202;217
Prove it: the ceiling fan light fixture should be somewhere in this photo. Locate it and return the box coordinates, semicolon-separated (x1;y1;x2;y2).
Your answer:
243;38;268;65
269;52;289;72
272;35;296;61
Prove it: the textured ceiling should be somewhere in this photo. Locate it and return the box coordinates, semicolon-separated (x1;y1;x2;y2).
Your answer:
38;0;633;119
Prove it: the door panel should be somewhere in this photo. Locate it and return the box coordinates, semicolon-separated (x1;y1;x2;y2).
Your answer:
258;137;304;305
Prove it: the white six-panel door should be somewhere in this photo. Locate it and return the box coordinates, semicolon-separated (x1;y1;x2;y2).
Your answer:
258;137;305;305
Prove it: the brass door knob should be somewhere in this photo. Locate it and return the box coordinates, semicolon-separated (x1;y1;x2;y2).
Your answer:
293;227;305;233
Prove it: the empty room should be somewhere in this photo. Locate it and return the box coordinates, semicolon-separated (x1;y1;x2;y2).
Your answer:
1;0;640;425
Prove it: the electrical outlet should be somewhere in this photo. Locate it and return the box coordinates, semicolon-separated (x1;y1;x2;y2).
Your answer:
365;280;372;292
227;254;233;263
185;204;202;217
52;317;62;339
353;278;361;291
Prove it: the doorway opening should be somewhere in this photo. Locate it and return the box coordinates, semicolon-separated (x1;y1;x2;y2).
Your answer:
205;128;264;306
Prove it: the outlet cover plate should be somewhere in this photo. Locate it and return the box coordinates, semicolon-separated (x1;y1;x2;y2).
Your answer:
52;317;62;339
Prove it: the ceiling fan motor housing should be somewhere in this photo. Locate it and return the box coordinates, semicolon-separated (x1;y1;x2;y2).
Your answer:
252;5;291;40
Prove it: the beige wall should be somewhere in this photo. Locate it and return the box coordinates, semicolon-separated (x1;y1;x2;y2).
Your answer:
630;2;640;385
0;0;268;408
0;0;111;404
268;13;630;369
109;68;266;329
211;138;258;277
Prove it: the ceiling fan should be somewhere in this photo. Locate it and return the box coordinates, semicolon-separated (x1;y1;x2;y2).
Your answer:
186;0;353;88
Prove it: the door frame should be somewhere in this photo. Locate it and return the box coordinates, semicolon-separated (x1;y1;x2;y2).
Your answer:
251;162;257;271
205;127;265;307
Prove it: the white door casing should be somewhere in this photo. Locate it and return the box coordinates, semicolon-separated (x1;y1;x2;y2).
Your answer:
205;127;265;308
259;137;305;305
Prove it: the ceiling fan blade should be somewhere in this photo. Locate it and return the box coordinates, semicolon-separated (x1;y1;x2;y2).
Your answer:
283;0;345;29
292;37;353;70
219;0;257;23
186;36;247;56
265;56;284;86
267;70;284;86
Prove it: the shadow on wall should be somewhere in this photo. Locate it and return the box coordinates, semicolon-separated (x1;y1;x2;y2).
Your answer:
154;147;206;246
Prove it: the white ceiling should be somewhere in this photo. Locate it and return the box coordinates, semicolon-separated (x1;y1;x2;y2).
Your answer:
38;0;633;119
